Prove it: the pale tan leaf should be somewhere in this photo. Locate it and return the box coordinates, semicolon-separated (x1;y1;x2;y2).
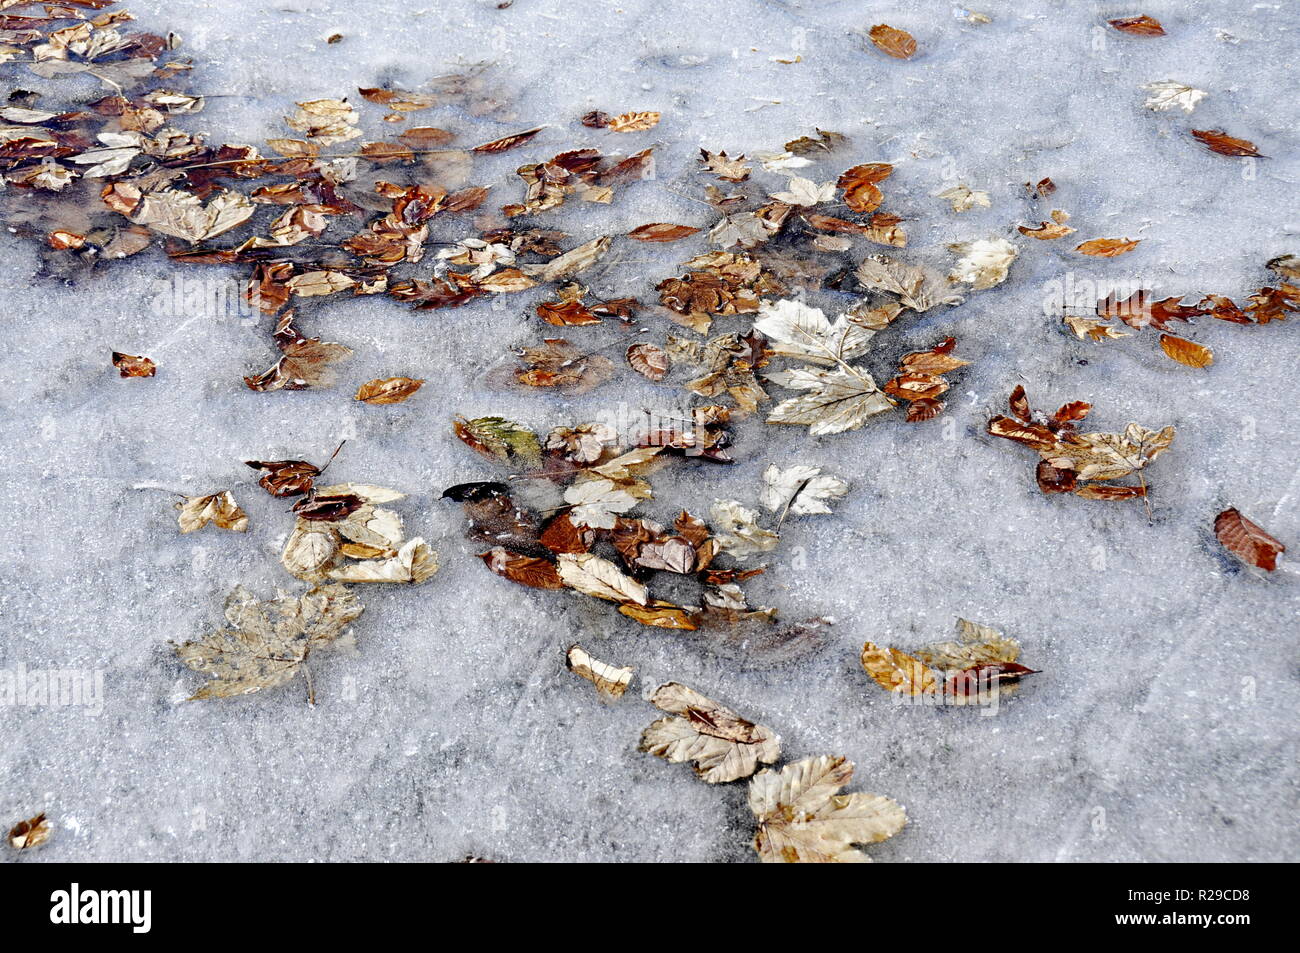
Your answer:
566;644;633;699
640;682;780;783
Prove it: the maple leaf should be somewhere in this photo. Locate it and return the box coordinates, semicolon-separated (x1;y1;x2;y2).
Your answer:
760;464;848;516
769;175;836;207
563;478;638;529
1064;314;1130;341
566;644;633;700
1214;508;1286;571
765;366;894;435
749;755;906;862
177;491;248;534
752;297;874;364
640;682;780;783
855;256;961;312
173;584;363;703
698;149;750;182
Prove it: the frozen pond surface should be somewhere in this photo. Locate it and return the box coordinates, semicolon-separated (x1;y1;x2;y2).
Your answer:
1;0;1298;862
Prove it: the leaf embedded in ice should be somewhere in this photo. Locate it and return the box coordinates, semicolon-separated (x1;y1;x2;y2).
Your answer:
327;538;438;584
177;491;248;534
752;297;875;365
765;366;895;435
640;682;780;783
1214;508;1286;571
936;183;990;212
710;499;780;558
855;255;961;312
768;175;836;207
760;464;849;516
748;755;906;862
8;813;52;850
1142;81;1207;113
566;644;633;699
173;584;363;702
563;479;638;529
454;416;542;467
129;188;255;243
949;237;1018;289
556;552;648;605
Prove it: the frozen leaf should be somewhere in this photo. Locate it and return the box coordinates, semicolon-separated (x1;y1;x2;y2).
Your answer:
471;126;544;153
285;98;360;144
760;464;849;516
112;351;155;378
756;151;812;172
1064;314;1130;341
566;644;633;699
699;149;750;182
1063;424;1176;481
640;682;780;783
627;222;699;242
1142;81;1207;113
1159;334;1214;369
244;332;352;393
1109;15;1165;36
884;338;968;421
864;619;1037;703
619;602;699;630
1019;221;1075;240
1266;255;1300;280
130;189;255;243
556;552;648;605
8;814;51;850
861;642;938;695
563;479;638;529
480;547;565;589
769;175;836;207
1076;237;1141;258
606;111;660;132
1214;508;1286;571
521;236;612;282
949;238;1017;289
937;183;990;212
867;24;918;59
785;129;849;156
710;499;779;558
766;366;894;435
173;584;363;702
753;298;874;364
749;755;906;862
355;377;425;405
178;491;248;534
1191;129;1262;158
454;416;542;467
855;256;961;312
626;342;670;382
837;162;892;213
327;537;438;584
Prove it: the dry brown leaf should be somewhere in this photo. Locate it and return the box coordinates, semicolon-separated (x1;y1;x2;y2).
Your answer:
1018;221;1075;240
480;547;565;589
1159;334;1214;369
699;149;750;182
1076;237;1141;257
640;682;780;783
606;111;660;132
1109;15;1165;36
837;162;893;213
749;756;906;863
1191;129;1263;158
627;222;700;242
626;342;670;382
868;24;917;59
112;351;155;378
8;813;51;850
355;377;425;405
1214;508;1285;571
566;644;633;699
178;491;248;534
471;126;544;153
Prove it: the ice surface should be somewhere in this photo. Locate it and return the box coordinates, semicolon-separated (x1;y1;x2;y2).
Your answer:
1;0;1298;862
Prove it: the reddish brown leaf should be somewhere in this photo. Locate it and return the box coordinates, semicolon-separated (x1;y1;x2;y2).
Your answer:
627;223;700;243
1108;15;1165;36
1191;129;1263;158
868;24;917;59
837;163;893;213
479;547;566;589
537;300;601;326
1214;508;1285;571
626;342;670;381
111;351;155;378
355;376;426;404
471;126;544;153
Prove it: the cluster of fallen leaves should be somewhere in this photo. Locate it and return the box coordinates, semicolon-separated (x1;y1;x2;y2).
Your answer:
558;663;906;862
1060;258;1297;370
862;619;1038;704
443;410;848;640
988;386;1175;503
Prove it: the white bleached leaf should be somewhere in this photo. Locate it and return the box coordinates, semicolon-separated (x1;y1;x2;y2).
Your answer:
760;464;849;515
948;237;1018;290
768;175;836;206
563;478;638;529
556;552;649;605
936;183;991;212
639;682;780;783
752;297;875;364
766;367;895;435
1142;80;1207;114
